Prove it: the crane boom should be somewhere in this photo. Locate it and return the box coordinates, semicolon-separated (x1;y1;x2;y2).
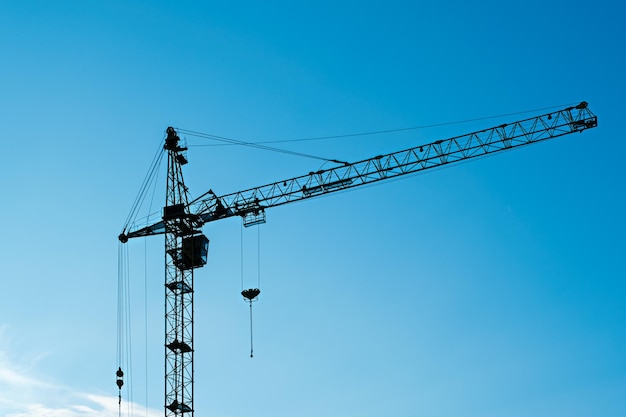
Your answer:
120;102;597;242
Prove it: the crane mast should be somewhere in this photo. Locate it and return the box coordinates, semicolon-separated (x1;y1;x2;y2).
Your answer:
119;102;597;417
162;128;207;416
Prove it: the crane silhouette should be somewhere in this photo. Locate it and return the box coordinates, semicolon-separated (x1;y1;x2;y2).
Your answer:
119;102;597;416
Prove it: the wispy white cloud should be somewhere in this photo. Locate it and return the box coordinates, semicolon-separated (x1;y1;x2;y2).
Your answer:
0;325;160;417
0;364;50;388
5;394;161;417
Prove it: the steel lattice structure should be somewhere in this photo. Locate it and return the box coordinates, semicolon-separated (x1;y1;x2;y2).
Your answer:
162;128;205;416
119;102;597;417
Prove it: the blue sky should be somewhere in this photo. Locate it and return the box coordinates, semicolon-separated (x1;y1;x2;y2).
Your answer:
1;1;624;416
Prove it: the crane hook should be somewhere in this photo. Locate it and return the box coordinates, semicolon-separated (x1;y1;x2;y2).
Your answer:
242;288;261;357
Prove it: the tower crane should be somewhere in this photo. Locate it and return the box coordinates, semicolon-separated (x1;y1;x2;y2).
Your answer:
118;102;597;417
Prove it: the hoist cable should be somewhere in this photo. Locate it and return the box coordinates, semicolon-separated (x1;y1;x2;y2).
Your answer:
117;242;134;416
180;102;578;146
122;140;165;234
176;128;347;164
117;134;162;416
144;238;149;417
240;222;244;292
249;302;254;358
239;223;262;358
257;225;261;290
142;151;161;417
116;244;124;417
125;246;134;417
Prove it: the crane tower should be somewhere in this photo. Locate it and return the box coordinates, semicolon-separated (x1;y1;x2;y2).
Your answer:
119;102;597;417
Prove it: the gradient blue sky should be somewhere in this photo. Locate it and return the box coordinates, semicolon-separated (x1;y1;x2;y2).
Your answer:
1;1;624;416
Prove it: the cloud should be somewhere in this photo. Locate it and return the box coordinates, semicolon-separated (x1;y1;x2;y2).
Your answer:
5;394;161;417
0;326;160;417
0;365;50;388
1;374;160;417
